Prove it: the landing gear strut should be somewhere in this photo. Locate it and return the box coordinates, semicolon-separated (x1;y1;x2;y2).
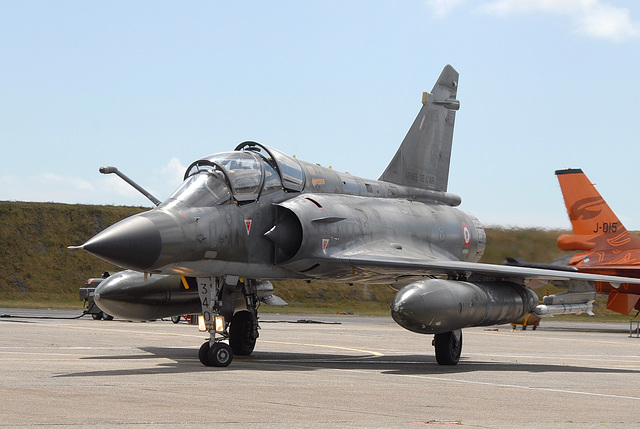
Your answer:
196;276;260;367
197;276;233;367
434;329;462;365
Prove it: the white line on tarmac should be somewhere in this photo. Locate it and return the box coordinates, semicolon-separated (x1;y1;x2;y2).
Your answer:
329;368;640;402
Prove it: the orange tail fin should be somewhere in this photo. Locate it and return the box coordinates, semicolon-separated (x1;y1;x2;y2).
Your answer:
555;168;636;251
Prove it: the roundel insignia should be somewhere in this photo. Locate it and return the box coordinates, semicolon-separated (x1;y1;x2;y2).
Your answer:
462;224;471;247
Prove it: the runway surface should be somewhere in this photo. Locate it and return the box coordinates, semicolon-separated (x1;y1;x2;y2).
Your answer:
1;308;640;428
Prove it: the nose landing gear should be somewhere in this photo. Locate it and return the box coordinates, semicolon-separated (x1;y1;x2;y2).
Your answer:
196;276;260;367
199;341;233;367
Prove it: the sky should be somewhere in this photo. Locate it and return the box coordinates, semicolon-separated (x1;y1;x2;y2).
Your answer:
1;0;639;229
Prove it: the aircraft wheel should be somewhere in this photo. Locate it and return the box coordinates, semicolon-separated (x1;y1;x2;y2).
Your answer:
102;312;114;321
171;315;181;324
208;343;233;367
434;329;462;365
229;310;256;356
92;312;103;320
199;342;213;366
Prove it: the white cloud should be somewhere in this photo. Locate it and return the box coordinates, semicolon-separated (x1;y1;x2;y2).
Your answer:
576;3;639;41
426;0;468;18
38;173;94;192
478;0;639;41
161;157;187;185
0;171;151;206
98;174;143;199
41;172;64;183
479;0;590;15
427;0;639;41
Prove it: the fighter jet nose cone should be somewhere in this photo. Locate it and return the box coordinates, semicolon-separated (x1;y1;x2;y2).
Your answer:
83;215;162;271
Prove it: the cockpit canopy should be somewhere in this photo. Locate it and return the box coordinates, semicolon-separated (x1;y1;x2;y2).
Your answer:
163;141;305;208
236;142;305;192
167;165;232;208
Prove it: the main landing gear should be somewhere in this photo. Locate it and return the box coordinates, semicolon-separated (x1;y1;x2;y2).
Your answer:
433;329;462;365
197;276;260;367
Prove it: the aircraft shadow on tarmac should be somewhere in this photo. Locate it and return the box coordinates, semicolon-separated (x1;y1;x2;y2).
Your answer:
54;347;640;378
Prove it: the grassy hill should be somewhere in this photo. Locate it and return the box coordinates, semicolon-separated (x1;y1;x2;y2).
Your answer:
0;202;148;307
0;201;630;320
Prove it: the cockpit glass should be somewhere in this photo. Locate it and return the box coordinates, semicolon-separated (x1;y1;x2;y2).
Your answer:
234;142;305;192
164;170;231;208
210;152;262;200
262;161;282;195
266;146;305;191
171;144;294;207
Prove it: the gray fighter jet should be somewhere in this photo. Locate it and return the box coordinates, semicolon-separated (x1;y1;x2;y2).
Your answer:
72;65;640;367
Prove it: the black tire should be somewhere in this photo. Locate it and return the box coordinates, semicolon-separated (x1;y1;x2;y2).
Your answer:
229;311;256;356
199;342;212;366
171;316;181;324
91;312;103;320
208;343;233;367
102;312;114;321
434;330;462;365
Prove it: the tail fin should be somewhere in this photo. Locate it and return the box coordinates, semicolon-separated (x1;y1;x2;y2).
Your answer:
379;65;459;192
556;168;638;251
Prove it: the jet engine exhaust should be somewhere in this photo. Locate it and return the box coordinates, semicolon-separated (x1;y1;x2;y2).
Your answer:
390;279;539;334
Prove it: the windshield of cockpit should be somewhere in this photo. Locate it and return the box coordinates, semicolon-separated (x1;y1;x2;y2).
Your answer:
209;152;263;202
163;166;232;208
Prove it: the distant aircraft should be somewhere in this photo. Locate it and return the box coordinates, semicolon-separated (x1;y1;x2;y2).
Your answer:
556;168;640;315
71;66;640;367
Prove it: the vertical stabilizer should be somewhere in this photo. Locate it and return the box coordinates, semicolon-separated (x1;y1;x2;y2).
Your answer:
379;65;459;192
556;168;638;251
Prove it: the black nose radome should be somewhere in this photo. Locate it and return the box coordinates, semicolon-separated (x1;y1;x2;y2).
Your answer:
82;215;162;271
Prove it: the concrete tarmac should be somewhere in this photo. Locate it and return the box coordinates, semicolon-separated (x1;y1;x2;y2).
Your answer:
1;308;640;428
